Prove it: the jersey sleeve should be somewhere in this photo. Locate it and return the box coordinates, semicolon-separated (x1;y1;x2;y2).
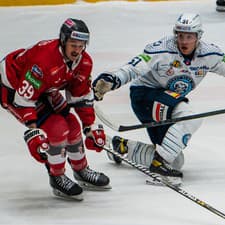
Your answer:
208;45;225;76
66;53;95;128
5;44;48;125
104;38;169;86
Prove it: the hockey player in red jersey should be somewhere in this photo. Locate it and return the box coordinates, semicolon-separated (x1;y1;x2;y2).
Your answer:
0;18;110;200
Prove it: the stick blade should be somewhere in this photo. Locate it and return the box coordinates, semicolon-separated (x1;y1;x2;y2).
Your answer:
94;104;120;131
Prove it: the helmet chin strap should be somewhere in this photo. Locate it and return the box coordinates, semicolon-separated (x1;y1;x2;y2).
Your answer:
59;43;68;60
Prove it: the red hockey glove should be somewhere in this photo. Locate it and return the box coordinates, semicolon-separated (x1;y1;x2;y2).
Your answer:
24;128;49;163
84;124;106;152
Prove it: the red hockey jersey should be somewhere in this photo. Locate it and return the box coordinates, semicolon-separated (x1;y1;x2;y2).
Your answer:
2;39;95;127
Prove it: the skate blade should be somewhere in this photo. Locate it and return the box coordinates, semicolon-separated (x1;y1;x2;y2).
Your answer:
52;189;84;201
216;6;225;12
161;176;182;187
77;180;112;191
146;175;182;187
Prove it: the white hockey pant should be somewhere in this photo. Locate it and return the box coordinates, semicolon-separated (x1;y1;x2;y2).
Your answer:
156;101;202;165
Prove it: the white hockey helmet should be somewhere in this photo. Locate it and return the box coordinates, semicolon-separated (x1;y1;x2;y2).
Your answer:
173;13;204;39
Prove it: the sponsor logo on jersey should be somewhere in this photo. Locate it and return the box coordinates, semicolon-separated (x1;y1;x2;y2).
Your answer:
189;65;209;77
31;65;43;78
25;71;42;89
139;54;151;62
166;68;174;76
180;69;190;74
195;69;204;76
171;60;181;68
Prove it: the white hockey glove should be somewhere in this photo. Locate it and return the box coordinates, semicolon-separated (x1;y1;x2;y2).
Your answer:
92;73;121;101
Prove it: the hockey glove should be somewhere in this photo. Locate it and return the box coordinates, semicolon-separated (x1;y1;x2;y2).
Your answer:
24;128;49;163
92;73;121;101
84;124;106;152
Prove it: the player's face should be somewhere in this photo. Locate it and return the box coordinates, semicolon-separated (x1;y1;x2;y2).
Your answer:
177;32;198;55
65;39;86;61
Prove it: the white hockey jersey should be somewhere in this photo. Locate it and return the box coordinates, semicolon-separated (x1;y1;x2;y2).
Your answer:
110;36;225;96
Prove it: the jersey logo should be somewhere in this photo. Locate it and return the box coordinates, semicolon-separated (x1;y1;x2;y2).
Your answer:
31;65;43;78
25;71;42;89
189;65;209;77
166;75;194;96
166;68;174;76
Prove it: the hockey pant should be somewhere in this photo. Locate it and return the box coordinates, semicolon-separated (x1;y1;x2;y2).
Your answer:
125;101;201;170
130;87;202;168
40;113;88;176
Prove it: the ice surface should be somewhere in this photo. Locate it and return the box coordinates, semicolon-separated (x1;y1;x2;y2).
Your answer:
1;0;225;224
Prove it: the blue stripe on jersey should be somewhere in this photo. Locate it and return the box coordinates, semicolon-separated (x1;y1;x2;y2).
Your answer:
197;52;224;57
144;49;178;55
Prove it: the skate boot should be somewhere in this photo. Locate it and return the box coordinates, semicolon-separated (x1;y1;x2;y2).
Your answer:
107;136;128;164
73;166;111;190
216;0;225;11
49;174;83;200
149;152;183;186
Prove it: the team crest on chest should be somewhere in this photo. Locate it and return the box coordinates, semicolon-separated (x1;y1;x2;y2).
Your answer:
31;65;43;78
167;75;194;96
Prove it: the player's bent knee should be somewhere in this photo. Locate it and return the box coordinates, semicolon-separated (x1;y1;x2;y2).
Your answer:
41;114;69;145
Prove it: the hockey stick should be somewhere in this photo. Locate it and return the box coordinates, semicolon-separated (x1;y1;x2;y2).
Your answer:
95;105;225;132
103;145;225;219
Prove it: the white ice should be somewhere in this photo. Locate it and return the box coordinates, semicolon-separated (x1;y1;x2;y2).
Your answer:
1;0;225;224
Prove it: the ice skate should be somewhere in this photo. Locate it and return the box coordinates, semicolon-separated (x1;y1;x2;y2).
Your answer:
106;136;128;164
149;152;183;186
73;166;111;191
216;0;225;11
49;174;83;201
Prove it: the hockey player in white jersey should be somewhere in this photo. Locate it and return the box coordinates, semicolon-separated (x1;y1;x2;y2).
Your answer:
92;13;225;180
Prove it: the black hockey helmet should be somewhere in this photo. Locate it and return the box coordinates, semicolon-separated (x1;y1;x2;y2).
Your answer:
59;18;90;46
